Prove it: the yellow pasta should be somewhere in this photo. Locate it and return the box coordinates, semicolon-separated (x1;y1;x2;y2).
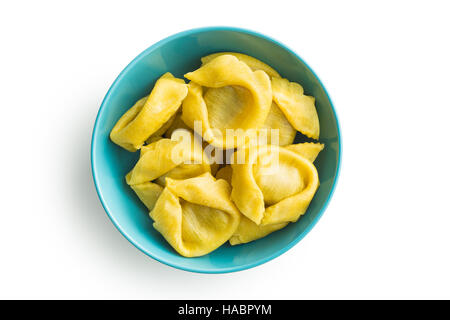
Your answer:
130;182;163;211
182;55;272;149
109;52;324;255
199;53;294;146
214;165;287;245
110;73;188;151
230;216;288;245
231;143;320;225
199;86;296;146
285;142;324;162
260;102;296;146
150;173;240;257
201;52;281;78
271;77;320;140
229;142;323;244
126;131;210;186
163;111;192;138
144;112;177;144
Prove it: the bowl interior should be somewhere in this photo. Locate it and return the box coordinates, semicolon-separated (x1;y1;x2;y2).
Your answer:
91;27;340;273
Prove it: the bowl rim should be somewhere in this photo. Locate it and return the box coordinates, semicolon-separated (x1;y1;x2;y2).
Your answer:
91;26;342;274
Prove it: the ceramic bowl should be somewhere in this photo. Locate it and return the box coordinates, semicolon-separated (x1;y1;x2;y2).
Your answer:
91;26;341;273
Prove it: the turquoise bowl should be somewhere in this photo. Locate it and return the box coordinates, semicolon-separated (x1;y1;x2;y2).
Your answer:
91;27;341;273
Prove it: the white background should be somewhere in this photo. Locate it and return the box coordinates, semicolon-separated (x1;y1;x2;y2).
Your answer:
1;0;449;299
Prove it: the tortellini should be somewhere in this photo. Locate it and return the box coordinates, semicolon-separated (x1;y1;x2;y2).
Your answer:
126;131;210;211
215;165;288;245
130;182;163;211
198;86;296;146
272;77;320;139
230;216;288;246
110;73;188;151
261;102;296;146
163;111;192;139
182;55;272;149
150;173;240;257
145;112;177;144
226;143;323;245
231;143;321;226
109;52;324;257
199;54;298;147
201;52;281;78
126;132;209;185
